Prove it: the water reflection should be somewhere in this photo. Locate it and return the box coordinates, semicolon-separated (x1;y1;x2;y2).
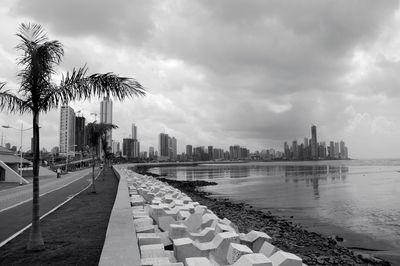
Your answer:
151;163;348;190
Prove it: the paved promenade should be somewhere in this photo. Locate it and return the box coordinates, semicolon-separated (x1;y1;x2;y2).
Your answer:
0;168;97;244
0;168;92;212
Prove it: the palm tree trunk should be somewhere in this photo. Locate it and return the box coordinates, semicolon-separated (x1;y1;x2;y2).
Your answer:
27;110;44;251
91;150;96;193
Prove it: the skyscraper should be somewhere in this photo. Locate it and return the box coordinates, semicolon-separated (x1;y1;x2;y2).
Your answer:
132;123;137;140
149;147;155;160
208;146;213;160
186;145;193;160
159;133;169;161
292;140;298;160
170;136;177;160
100;96;113;150
112;140;120;155
311;125;318;159
59;104;76;156
75;116;86;152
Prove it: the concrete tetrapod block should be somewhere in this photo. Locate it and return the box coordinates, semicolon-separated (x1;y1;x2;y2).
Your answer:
194;205;207;215
220;217;239;232
150;205;169;223
194;231;239;265
256;241;279;257
188;227;216;243
169;224;188;240
140;243;165;258
215;222;237;234
240;230;272;252
158;216;178;232
130;195;145;206
232;253;273;266
268;251;303;266
137;233;162;246
201;214;219;229
173;238;204;263
184;257;213;266
157;231;173;247
141;257;170;266
227;243;254;265
177;210;191;221
157;263;184;266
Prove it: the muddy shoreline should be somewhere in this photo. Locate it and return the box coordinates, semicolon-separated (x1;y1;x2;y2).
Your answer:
135;167;391;266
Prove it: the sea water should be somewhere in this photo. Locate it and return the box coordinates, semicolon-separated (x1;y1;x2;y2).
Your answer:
150;159;400;257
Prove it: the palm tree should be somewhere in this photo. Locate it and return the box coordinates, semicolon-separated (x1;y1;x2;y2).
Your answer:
86;122;118;193
0;23;145;251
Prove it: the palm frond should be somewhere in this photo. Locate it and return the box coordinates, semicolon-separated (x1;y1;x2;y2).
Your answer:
86;122;118;148
16;23;48;49
37;84;65;112
0;86;31;113
60;66;146;102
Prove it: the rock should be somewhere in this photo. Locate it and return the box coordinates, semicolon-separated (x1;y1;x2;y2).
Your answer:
335;235;344;242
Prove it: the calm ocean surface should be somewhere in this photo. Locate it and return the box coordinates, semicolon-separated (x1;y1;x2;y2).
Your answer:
149;159;400;254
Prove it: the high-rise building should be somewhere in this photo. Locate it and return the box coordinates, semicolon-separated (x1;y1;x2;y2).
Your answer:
159;133;169;161
329;141;334;158
132;124;137;140
133;140;140;159
284;142;290;160
59;104;76;156
100;96;113;150
339;140;348;159
208;146;213;160
122;138;139;159
186;145;193;160
334;142;340;158
311;125;318;159
112;140;120;155
149;147;155;160
292;140;298;160
75;116;86;152
170;137;177;160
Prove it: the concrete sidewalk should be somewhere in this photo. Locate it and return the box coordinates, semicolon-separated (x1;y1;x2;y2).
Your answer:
0;168;94;212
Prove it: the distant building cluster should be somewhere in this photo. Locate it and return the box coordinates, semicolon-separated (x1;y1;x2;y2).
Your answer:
158;133;177;161
34;99;351;163
282;125;349;161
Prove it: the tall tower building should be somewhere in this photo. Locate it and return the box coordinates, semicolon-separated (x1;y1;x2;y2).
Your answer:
100;96;113;149
170;137;177;160
132;123;137;140
186;145;193;160
311;125;318;159
75;116;86;152
60;104;76;156
159;133;169;161
149;147;155;160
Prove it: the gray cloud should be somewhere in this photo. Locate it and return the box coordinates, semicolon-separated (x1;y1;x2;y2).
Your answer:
12;0;158;46
2;0;400;157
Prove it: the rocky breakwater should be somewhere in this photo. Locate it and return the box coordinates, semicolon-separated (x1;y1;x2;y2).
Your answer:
156;178;391;266
120;167;309;266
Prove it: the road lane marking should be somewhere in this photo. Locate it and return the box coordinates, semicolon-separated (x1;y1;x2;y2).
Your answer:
0;170;103;248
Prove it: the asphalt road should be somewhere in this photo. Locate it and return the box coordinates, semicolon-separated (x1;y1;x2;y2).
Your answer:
0;172;92;244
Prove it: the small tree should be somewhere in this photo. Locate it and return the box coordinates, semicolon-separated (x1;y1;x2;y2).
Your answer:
0;23;145;251
86;122;117;192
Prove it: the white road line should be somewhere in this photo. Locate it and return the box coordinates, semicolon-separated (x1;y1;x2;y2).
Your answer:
0;170;103;248
0;169;94;213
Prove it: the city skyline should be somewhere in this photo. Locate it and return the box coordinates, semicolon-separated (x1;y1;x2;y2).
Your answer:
1;1;400;158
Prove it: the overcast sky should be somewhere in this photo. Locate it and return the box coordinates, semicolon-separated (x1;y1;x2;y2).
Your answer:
1;0;400;158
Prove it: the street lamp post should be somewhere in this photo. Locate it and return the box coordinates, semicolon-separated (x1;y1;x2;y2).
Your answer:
2;123;35;185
